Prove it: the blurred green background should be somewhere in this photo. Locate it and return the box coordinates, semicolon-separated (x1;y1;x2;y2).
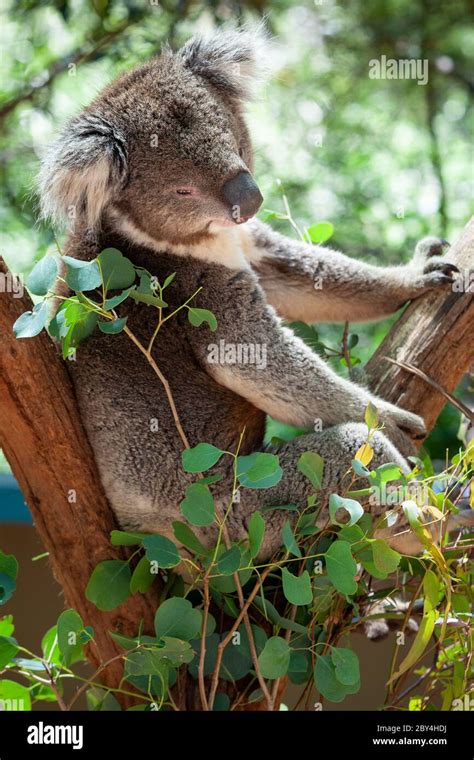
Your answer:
0;0;472;468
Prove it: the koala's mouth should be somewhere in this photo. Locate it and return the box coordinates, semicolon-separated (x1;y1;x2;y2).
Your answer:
208;216;252;231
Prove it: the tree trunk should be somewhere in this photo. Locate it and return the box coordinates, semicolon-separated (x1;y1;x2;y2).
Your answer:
366;217;474;435
0;264;160;708
0;219;472;709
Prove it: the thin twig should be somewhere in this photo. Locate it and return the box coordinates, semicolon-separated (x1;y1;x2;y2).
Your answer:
384;356;473;422
124;325;190;449
198;577;210;711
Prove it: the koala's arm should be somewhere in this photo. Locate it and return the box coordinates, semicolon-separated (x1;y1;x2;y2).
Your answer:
190;270;425;437
246;220;458;323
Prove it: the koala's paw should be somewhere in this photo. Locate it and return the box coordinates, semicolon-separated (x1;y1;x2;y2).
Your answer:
364;598;419;641
411;237;459;289
415;235;450;259
381;404;426;440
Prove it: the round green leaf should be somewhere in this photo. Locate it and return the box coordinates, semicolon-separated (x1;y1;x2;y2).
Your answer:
314;654;347;702
98;316;127;334
104;287;134;310
213;693;231;711
57;608;85;666
306;221;334;244
0;551;18;580
97;248;136;291
63;256;102;291
281;567;312;605
331;647;360;686
0;574;16;605
130;273;167;307
237;453;282;489
86;560;131;611
41;626;62;665
182;443;224;473
143;535;180;569
215;545;241;575
110;530;146;546
155;597;202;641
372;539;401;575
181;483;215;526
27;255;58;296
172;521;207;556
130;556;155;594
297;451;324;490
0;679;31;710
187;307;217;331
13;300;48;339
0;635;19;669
258;637;291;679
325;540;358;595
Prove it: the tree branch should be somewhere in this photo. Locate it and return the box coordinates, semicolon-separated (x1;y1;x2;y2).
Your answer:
366;217;474;439
0;259;160;708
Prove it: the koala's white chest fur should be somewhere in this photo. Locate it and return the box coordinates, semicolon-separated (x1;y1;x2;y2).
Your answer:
110;207;253;271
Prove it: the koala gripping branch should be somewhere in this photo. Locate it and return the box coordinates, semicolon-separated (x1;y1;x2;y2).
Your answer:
0;218;472;711
0;261;160;709
366;216;474;435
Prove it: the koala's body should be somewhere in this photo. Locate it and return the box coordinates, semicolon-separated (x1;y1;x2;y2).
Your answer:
40;31;459;558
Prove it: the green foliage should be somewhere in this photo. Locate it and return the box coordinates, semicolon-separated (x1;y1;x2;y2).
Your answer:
13;247;218;361
325;540;358;596
142;535;180;570
182;443;224;473
85;560;131;611
181;483;216;526
258;637;291;679
0;550;18;605
237;453;282;489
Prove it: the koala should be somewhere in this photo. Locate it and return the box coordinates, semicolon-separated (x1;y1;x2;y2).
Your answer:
39;30;460;560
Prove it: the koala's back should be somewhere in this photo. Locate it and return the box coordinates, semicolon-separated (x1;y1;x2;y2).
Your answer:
66;232;265;535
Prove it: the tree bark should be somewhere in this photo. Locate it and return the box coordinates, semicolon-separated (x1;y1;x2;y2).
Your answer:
0;219;472;709
366;217;474;436
0;263;160;708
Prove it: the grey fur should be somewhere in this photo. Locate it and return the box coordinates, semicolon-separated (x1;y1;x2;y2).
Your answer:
40;31;461;559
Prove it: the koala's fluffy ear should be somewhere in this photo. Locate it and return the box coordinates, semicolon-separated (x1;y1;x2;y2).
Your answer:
39;112;127;228
178;26;269;100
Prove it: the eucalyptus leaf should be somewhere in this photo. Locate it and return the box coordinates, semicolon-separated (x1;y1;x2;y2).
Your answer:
27;255;58;295
181;483;215;526
325;540;358;595
85;560;131;611
258;637;291;679
182;443;224;473
281;567;312;606
297;452;324;490
63;256;102;291
13;300;48;338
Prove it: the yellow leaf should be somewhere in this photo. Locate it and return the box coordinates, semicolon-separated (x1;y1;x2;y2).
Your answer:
364;402;379;431
354;443;374;467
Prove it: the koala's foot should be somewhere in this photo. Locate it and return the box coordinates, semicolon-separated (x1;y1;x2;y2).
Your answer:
410;236;460;290
378;401;426;443
363;597;419;641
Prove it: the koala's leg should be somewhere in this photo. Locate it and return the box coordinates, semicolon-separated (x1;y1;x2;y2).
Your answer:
229;422;411;560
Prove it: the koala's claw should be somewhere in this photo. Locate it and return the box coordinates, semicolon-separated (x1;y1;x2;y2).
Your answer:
423;258;459;277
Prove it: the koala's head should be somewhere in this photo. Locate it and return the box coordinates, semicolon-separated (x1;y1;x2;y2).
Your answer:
39;29;266;245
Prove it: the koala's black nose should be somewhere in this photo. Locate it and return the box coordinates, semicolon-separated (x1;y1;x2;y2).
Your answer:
222;171;263;223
